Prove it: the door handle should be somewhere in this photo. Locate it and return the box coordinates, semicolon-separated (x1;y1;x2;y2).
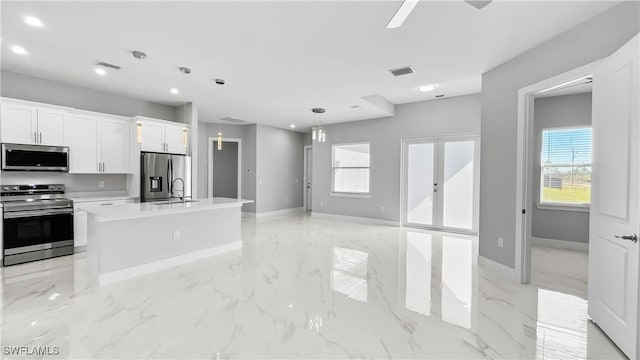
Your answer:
615;234;638;243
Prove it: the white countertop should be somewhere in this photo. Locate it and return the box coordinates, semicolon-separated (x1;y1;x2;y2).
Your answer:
67;192;136;203
83;197;253;222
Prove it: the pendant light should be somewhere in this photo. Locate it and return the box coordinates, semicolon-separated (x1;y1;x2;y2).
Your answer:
312;108;326;143
217;129;223;151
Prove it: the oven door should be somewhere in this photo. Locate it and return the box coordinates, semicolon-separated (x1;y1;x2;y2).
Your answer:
2;143;69;172
3;208;74;256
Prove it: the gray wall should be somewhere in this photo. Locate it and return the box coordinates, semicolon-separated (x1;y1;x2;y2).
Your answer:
0;70;179;192
211;142;239;198
479;1;639;268
1;70;178;120
0;172;127;192
311;94;481;222
532;93;592;244
255;125;304;212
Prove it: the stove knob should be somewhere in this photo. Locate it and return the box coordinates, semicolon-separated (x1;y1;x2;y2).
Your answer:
49;185;56;190
57;185;64;190
12;186;18;191
2;186;9;191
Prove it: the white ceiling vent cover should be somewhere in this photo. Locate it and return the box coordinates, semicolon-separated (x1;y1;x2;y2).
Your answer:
221;116;249;124
389;66;415;77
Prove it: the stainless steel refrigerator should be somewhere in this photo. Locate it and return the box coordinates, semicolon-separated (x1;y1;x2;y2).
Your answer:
140;152;192;202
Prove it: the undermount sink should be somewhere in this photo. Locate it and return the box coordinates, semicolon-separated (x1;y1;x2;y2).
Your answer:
153;199;199;205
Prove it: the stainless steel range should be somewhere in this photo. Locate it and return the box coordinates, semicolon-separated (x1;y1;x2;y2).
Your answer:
1;184;74;266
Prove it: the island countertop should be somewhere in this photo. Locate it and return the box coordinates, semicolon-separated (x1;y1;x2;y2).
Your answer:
82;197;253;222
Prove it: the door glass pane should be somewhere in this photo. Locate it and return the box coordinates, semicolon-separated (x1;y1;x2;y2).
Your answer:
443;141;474;230
407;143;435;225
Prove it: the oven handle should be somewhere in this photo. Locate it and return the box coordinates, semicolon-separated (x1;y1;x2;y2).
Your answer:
4;208;73;219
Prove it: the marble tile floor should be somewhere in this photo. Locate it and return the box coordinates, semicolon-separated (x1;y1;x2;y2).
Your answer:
0;212;627;359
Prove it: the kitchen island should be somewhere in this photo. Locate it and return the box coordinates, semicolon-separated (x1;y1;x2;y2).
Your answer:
83;197;252;285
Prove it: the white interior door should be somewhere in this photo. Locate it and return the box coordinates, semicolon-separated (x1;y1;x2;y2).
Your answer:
404;136;478;233
588;33;639;360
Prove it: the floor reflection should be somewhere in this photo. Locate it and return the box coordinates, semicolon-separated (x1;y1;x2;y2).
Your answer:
401;230;476;330
331;247;368;302
536;288;588;359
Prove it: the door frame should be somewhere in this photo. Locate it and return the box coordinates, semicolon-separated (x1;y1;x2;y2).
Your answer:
208;137;242;198
514;59;603;284
400;133;480;235
303;145;312;211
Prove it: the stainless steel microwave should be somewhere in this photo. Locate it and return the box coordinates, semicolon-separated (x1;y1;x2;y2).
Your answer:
1;143;69;172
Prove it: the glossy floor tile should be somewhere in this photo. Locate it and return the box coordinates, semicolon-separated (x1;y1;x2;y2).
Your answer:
0;212;626;359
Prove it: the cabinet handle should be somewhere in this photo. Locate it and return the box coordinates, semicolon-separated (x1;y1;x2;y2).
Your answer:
34;131;38;144
102;162;105;173
39;132;42;144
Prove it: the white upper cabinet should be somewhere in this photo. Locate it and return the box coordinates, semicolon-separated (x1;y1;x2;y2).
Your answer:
165;123;187;155
36;108;66;146
100;117;130;174
1;102;38;144
137;117;188;155
0;100;67;146
65;113;131;174
139;120;164;152
66;114;100;173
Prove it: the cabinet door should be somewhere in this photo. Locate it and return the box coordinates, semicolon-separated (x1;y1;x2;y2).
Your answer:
73;210;88;248
37;108;67;146
100;117;130;174
165;124;187;155
0;102;38;144
140;120;165;152
65;115;100;173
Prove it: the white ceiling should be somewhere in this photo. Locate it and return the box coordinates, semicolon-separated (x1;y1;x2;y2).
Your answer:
1;1;617;131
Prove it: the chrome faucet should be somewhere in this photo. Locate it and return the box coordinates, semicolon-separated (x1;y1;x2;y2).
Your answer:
170;177;185;203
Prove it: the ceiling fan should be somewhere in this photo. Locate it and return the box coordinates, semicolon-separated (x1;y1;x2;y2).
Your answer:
386;0;493;28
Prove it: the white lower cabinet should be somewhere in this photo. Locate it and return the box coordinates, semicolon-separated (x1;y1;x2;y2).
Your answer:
74;199;135;249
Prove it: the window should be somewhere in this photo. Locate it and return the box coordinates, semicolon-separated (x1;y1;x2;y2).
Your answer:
540;127;592;206
332;143;370;195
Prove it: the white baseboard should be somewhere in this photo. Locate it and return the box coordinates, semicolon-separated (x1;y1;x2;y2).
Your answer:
248;207;304;219
532;236;589;252
98;241;241;286
478;255;520;283
310;212;400;227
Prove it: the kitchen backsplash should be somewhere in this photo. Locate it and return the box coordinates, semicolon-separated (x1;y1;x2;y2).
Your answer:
0;172;127;192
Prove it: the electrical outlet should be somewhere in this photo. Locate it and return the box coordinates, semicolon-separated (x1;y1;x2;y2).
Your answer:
98;181;105;188
497;237;504;248
380;206;385;212
173;230;181;240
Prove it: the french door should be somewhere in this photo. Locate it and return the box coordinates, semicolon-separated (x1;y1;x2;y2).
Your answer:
402;135;479;233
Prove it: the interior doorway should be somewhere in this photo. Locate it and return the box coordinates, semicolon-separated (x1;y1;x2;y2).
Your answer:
303;145;312;211
401;134;480;234
208;137;242;198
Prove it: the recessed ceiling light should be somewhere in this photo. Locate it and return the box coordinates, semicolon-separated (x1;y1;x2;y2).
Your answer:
170;88;179;94
290;124;296;129
350;105;362;110
179;67;191;74
95;67;106;76
11;45;28;55
132;50;147;60
24;15;44;28
24;16;44;28
418;84;438;92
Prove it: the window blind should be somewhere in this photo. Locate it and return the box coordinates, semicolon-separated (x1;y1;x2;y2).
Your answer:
332;143;370;194
540;127;592;205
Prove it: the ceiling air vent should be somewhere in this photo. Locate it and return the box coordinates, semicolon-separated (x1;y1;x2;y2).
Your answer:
96;61;121;70
221;116;248;124
389;66;415;77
